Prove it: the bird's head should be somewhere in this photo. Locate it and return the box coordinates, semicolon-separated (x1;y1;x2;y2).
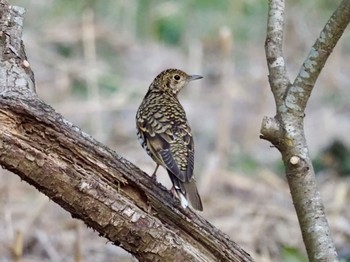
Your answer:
152;68;203;95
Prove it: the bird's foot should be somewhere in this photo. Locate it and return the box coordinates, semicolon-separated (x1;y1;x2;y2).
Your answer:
170;186;177;200
151;173;157;181
150;164;159;181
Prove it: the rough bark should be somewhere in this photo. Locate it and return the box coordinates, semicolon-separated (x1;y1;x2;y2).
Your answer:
0;2;253;262
261;0;350;261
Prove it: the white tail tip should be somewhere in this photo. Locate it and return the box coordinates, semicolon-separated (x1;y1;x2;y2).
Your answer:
178;192;189;209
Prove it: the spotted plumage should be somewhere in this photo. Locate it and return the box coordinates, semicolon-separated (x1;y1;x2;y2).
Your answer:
136;68;203;211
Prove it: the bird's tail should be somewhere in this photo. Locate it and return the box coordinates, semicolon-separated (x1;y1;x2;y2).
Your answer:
170;173;203;211
182;179;203;211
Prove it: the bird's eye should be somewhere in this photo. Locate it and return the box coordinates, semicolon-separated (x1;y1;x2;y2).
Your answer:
173;75;181;81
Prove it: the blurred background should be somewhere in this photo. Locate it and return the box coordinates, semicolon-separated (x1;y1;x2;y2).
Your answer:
0;0;350;261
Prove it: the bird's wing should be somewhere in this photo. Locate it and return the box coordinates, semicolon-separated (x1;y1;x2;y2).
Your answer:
137;114;193;183
161;128;194;183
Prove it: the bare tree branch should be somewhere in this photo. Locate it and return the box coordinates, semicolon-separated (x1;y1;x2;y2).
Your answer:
262;0;350;261
265;0;290;110
291;0;350;113
0;2;253;262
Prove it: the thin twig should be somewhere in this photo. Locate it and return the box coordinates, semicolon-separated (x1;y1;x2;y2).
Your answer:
82;7;104;141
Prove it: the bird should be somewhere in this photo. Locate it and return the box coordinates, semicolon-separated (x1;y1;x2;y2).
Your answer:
136;68;203;211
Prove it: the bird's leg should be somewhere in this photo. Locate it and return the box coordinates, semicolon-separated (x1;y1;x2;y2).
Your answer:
151;164;159;181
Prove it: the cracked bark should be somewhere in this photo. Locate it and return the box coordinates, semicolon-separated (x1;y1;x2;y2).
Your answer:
0;2;253;262
261;0;350;261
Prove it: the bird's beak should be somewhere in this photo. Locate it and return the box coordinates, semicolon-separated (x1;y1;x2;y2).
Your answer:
189;74;203;81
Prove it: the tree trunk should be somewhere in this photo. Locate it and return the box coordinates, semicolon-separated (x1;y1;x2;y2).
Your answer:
261;0;350;261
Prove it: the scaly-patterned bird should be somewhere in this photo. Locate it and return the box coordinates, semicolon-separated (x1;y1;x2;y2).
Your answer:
136;68;203;211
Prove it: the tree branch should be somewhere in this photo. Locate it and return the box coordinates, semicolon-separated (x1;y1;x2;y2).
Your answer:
291;0;350;112
0;2;253;262
262;0;350;261
265;0;290;110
